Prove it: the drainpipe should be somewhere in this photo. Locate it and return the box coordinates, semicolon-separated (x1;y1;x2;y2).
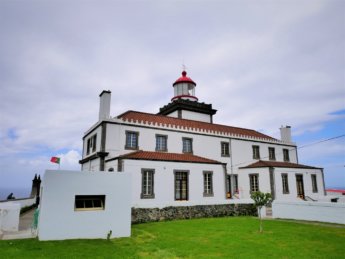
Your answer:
229;138;235;197
222;164;228;199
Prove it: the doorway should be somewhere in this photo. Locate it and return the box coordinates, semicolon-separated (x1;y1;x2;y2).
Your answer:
175;171;188;201
296;174;305;199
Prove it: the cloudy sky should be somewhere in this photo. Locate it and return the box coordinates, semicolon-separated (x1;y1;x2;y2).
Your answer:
0;0;344;198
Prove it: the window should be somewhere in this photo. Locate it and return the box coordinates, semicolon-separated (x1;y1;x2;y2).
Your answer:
175;171;189;200
156;135;168;151
86;134;97;155
117;159;123;172
203;171;213;196
182;138;193;153
125;131;139;149
252;145;260;159
311;174;318;193
75;195;105;211
283;149;290;162
141;169;155;198
221;142;230;156
282;174;289;194
233;174;239;193
249;174;259;193
268;147;276;161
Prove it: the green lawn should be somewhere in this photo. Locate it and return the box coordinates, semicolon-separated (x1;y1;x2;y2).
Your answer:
1;217;344;258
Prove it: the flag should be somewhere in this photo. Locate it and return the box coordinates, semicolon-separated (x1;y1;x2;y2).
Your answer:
50;156;60;164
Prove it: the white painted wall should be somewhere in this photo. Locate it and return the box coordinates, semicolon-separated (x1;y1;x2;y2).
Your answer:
273;201;345;224
166;110;179;118
105;160;227;208
181;110;211;123
38;170;131;241
0;202;20;232
273;168;325;201
82;126;103;158
102;122;297;170
0;197;36;209
238;168;271;199
238;167;326;201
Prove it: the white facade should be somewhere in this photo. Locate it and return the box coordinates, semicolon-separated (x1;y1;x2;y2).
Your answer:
38;170;131;240
80;71;326;208
239;167;325;201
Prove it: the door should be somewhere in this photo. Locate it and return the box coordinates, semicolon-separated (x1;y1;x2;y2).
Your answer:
296;174;305;199
226;175;231;198
175;172;188;200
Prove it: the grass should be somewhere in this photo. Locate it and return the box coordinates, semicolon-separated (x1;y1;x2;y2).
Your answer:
1;217;344;258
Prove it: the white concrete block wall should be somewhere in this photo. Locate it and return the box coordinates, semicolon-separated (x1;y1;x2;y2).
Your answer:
0;202;20;232
38;170;131;240
273;201;345;224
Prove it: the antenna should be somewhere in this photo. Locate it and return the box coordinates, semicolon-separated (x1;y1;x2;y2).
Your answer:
182;63;187;71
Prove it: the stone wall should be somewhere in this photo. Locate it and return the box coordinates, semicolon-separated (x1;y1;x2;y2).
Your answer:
132;204;257;224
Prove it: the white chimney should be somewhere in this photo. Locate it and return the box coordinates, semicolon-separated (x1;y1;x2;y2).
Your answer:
99;90;111;121
280;125;292;142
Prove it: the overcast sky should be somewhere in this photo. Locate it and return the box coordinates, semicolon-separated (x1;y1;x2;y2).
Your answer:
0;0;344;198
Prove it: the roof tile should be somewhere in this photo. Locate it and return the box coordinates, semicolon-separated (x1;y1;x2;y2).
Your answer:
109;150;223;164
239;160;322;169
117;111;276;141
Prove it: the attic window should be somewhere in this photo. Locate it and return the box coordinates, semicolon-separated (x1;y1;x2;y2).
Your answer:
75;195;105;211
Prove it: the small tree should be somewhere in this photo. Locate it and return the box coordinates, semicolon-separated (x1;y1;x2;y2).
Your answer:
250;191;272;233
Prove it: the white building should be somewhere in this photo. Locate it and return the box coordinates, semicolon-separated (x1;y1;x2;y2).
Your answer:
80;71;326;208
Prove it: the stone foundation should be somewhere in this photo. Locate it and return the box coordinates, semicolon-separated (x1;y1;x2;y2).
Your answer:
131;204;257;224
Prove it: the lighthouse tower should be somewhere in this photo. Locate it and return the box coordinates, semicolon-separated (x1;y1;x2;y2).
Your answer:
172;71;198;101
158;70;217;123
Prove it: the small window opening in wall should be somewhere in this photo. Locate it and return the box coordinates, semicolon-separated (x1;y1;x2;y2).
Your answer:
252;145;260;159
75;195;105;211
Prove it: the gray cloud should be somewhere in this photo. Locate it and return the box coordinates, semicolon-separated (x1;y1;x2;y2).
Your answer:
0;0;344;189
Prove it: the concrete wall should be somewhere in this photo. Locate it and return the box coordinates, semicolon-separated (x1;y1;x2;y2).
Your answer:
0;197;36;209
272;201;345;224
38;170;131;240
0;202;20;232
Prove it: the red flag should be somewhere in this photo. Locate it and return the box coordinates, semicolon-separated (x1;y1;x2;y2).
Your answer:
50;157;60;164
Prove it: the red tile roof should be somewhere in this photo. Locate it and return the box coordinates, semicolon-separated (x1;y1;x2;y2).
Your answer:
107;150;223;164
117;110;276;141
326;189;345;194
240;160;322;169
